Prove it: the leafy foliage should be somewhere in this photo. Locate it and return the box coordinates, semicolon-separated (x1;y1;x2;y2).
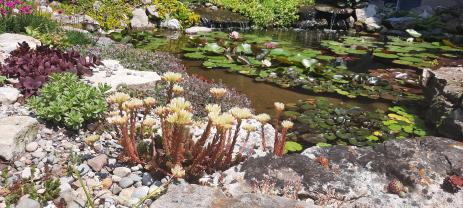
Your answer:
0;42;100;97
0;13;57;34
0;75;6;86
284;141;303;154
26;26;93;49
28;73;110;130
212;0;309;28
152;0;200;27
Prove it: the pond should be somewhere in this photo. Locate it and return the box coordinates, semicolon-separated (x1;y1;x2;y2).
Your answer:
109;29;462;146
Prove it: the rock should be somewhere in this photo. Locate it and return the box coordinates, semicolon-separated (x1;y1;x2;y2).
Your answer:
240;136;463;207
52;14;100;32
142;172;155;186
84;59;161;91
77;164;91;175
119;177;134;188
355;4;381;32
21;167;32;180
111;184;123;195
142;0;152;4
25;142;39;152
0;87;21;105
0;33;41;54
131;186;149;199
161;19;181;30
315;4;353;15
195;7;250;29
149;183;313;208
185;26;212;34
0;116;39;160
423;67;463;140
146;5;160;20
113;167;131;178
102;178;113;189
16;196;40;208
87;154;108;172
118;187;135;204
131;8;155;29
383;17;415;30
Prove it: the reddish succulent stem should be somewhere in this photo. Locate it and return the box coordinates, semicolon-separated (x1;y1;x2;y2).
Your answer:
261;125;266;151
193;120;212;158
239;131;251;155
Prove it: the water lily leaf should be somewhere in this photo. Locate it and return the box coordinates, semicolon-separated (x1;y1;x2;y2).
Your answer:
316;142;332;148
302;58;318;68
316;55;335;61
284;141;303;154
204;43;225;54
398;56;423;63
388;113;412;124
270;48;292;57
374;52;399;59
367;135;379;141
388;124;402;132
184;52;205;59
237;43;253;54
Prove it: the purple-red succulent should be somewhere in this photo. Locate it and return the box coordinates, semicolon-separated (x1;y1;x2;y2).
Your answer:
0;42;101;97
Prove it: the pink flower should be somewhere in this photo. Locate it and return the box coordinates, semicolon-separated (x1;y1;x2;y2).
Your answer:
265;42;277;49
19;5;32;14
57;9;64;14
0;0;4;5
5;1;15;8
229;31;240;40
0;8;6;16
14;0;22;4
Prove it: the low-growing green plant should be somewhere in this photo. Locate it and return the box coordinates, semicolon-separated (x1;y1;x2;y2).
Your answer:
26;26;92;49
151;0;200;27
0;75;6;86
0;13;57;34
212;0;308;27
28;73;110;131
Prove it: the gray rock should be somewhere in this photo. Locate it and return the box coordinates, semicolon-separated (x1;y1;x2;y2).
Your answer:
146;5;160;20
113;167;131;178
31;151;46;159
384;17;415;30
0;116;39;161
77;163;91;175
240;136;463;207
423;67;463;140
0;33;41;54
161;19;181;30
131;8;155;29
0;87;20;105
111;184;123;195
142;172;154;186
142;0;152;4
149;183;313;208
21;167;32;180
87;154;108;172
25;142;39;152
16;196;40;208
119;177;134;188
131;186;149;199
355;4;381;32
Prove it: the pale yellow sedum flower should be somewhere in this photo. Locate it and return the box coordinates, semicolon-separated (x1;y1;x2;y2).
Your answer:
143;97;156;107
167;97;192;113
125;98;144;110
255;113;271;124
281;120;294;129
142;118;156;127
211;112;235;129
242;123;257;132
171;164;186;178
166;110;193;125
205;104;221;114
108;115;128;125
107;92;130;104
229;107;253;120
162;72;183;83
210;87;227;99
172;84;184;95
154;106;169;116
274;102;285;111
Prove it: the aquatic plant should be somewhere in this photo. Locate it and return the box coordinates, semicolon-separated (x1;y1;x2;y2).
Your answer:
28;73;110;130
0;42;100;97
283;98;428;146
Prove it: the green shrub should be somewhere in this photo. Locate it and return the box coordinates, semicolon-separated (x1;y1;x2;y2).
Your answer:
212;0;312;28
26;26;93;49
0;14;57;34
28;73;110;131
0;75;6;86
152;0;200;27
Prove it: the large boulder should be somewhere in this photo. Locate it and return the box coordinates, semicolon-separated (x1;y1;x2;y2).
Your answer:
149;183;314;208
355;3;382;32
0;87;21;105
161;19;181;30
0;116;39;161
423;67;463;140
238;137;463;207
52;14;100;32
131;8;155;29
383;17;415;30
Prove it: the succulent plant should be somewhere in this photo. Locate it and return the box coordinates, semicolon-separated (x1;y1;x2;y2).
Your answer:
388;179;409;198
0;42;101;97
443;175;463;193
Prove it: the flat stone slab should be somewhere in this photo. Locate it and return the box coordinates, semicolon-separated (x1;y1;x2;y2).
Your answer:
0;116;39;160
0;86;21;105
84;60;161;91
185;26;212;34
149;183;314;208
0;33;41;54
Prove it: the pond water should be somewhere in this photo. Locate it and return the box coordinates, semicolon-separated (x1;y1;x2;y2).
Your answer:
109;29;462;146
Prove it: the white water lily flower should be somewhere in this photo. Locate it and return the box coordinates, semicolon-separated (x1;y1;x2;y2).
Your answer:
261;59;272;67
